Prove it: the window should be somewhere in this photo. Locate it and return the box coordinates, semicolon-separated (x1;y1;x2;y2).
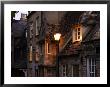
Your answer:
29;45;32;62
36;18;39;35
26;30;27;38
87;58;96;77
75;27;82;41
73;24;82;43
30;23;33;38
71;64;79;77
62;64;68;77
47;43;51;54
36;45;39;61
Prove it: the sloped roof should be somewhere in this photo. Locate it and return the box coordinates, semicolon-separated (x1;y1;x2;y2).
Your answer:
59;39;81;56
83;24;100;43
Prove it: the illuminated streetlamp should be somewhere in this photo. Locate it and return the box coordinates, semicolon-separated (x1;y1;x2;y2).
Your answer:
54;33;61;41
54;33;61;77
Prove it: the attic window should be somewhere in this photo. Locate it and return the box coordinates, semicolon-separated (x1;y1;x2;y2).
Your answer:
74;27;82;41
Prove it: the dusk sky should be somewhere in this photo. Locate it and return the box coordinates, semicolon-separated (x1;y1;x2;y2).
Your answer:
14;11;28;20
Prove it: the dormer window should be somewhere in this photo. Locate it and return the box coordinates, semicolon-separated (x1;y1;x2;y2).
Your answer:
73;24;82;42
75;27;82;41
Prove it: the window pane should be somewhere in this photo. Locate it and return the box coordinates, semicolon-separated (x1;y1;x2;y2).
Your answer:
47;43;51;54
78;28;80;31
88;58;96;77
89;66;91;72
62;65;68;77
78;32;80;35
89;58;91;65
78;36;80;39
75;32;77;40
90;73;94;77
92;66;95;72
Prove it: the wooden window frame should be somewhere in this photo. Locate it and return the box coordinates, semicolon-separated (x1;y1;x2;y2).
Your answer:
75;27;82;41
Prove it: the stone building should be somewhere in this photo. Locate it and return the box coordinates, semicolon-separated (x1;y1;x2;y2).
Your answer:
11;13;27;77
58;11;100;77
80;11;100;77
27;11;67;77
26;11;100;77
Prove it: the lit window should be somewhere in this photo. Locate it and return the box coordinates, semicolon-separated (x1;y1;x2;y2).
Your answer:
29;45;32;62
73;24;82;43
87;58;96;77
47;43;51;54
62;65;68;77
36;18;39;35
36;45;39;61
75;27;82;41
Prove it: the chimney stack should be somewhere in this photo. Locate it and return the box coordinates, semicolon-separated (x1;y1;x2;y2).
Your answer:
20;13;27;20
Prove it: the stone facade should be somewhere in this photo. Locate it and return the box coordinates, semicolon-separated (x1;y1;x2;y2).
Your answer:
59;11;100;77
27;11;67;77
11;13;27;77
80;11;100;77
27;11;100;77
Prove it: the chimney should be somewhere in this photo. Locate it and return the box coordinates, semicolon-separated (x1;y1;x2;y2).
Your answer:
20;13;27;20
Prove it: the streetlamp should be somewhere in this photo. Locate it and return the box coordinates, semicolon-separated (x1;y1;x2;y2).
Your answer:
54;33;61;77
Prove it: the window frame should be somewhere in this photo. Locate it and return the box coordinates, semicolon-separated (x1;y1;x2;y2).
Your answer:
74;26;82;41
36;17;39;36
87;58;96;77
47;43;51;54
62;64;68;77
29;45;32;62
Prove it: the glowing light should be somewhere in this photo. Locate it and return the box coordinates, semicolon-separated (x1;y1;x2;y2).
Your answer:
54;33;61;41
